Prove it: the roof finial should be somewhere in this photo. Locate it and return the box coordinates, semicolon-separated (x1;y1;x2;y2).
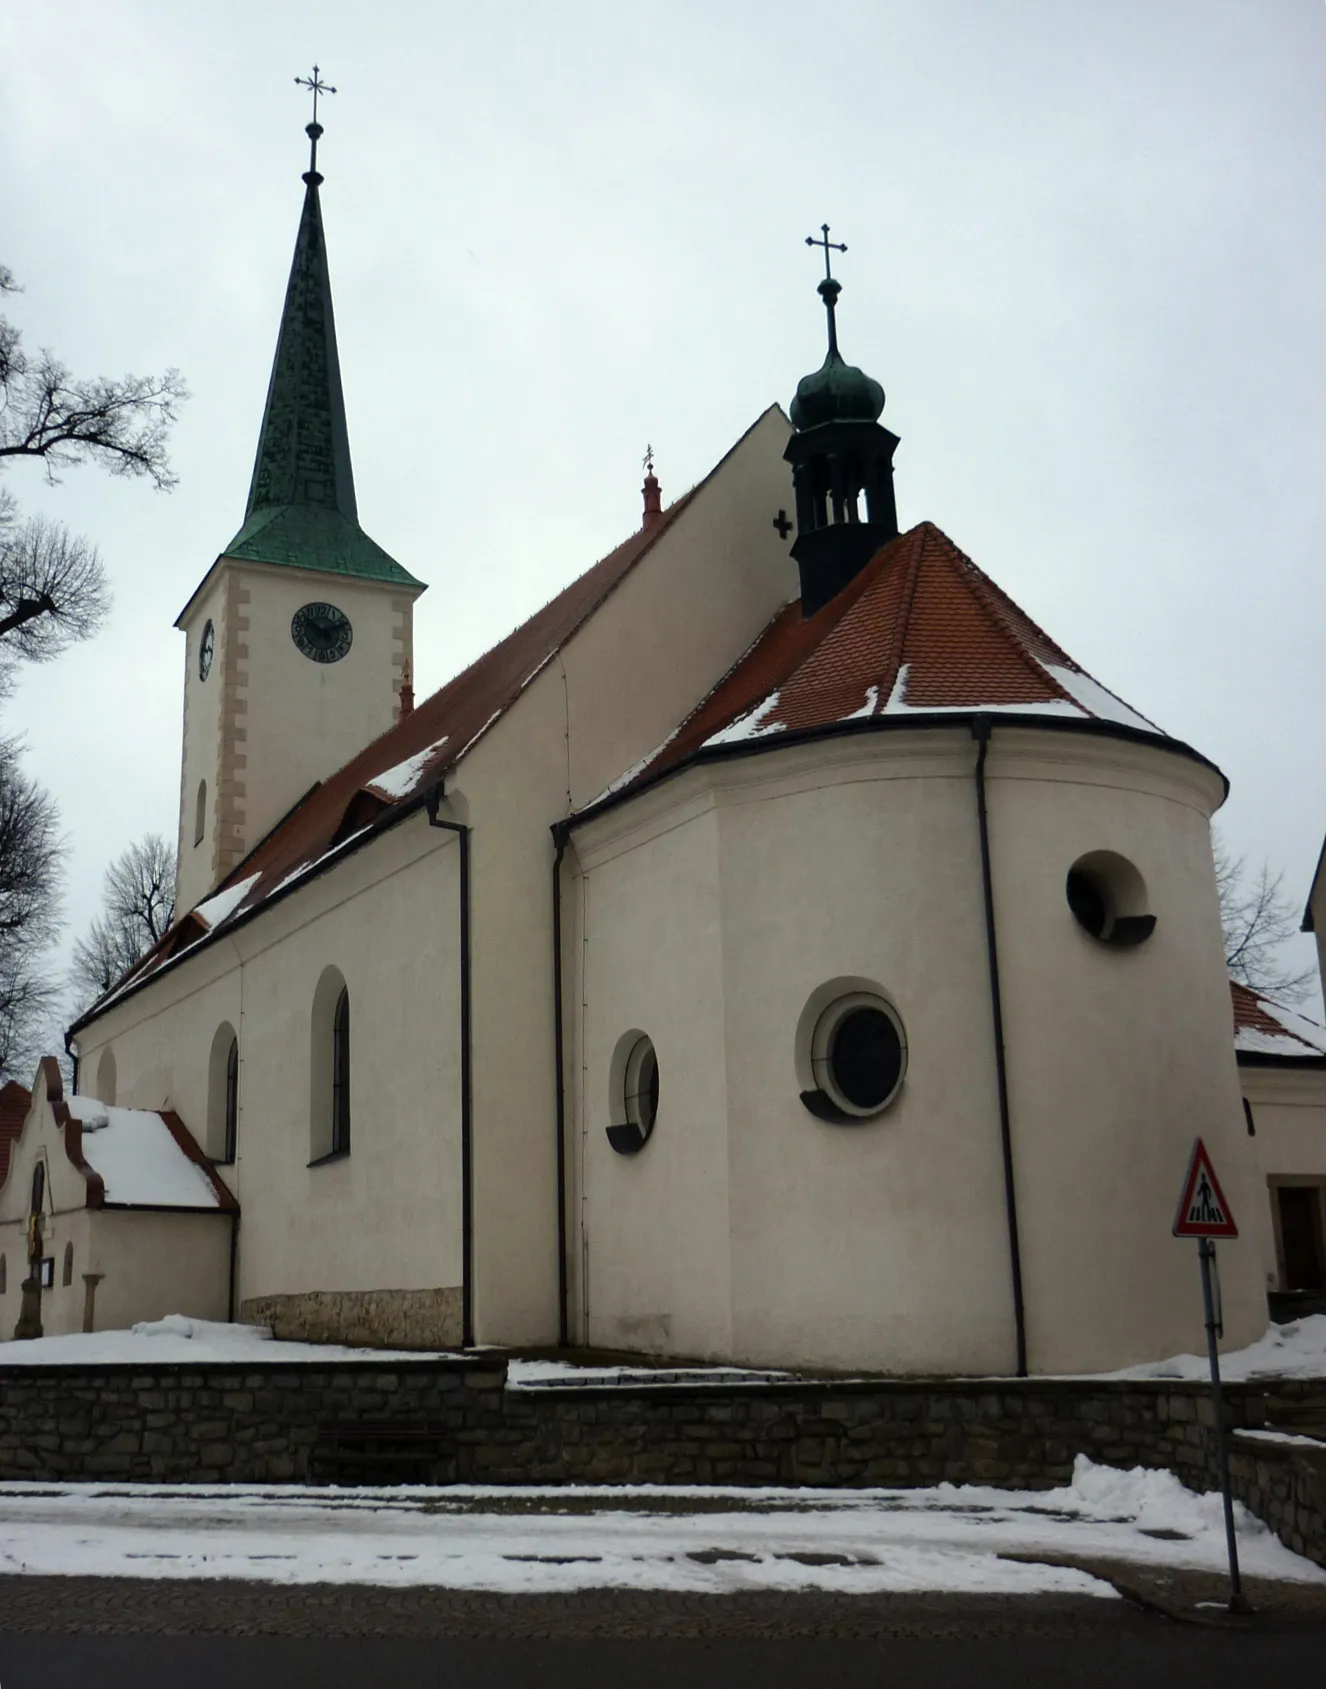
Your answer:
399;663;415;717
294;64;337;185
641;444;662;529
805;223;847;357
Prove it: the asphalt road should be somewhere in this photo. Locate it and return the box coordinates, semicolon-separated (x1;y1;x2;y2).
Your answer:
6;1629;1326;1689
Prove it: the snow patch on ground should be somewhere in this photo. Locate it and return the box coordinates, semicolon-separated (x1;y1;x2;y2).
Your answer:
0;1457;1316;1593
1098;1315;1326;1382
508;1359;794;1388
0;1315;447;1367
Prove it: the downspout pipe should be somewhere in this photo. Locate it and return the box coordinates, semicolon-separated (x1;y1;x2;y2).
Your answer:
971;718;1028;1377
427;790;474;1349
551;824;570;1347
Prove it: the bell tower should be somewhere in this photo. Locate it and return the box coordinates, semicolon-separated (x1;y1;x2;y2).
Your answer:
174;74;425;914
784;225;899;617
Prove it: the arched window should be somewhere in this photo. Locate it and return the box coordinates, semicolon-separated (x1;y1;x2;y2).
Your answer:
194;779;207;847
62;1242;73;1286
310;967;351;1164
96;1048;117;1107
30;1162;45;1216
207;1022;239;1163
332;988;351;1156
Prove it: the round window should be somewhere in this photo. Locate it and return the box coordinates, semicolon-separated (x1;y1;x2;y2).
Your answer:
1066;851;1155;948
807;993;907;1122
607;1035;659;1155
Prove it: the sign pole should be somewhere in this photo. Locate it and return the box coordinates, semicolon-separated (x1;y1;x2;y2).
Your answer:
1172;1137;1250;1616
1198;1237;1249;1614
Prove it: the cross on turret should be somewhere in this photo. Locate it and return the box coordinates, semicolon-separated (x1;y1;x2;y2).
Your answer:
805;223;847;281
295;64;337;125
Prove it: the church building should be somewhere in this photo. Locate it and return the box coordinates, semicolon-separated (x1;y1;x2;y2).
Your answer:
3;113;1324;1374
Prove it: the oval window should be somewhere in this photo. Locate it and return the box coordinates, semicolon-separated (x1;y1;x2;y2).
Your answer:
803;993;907;1122
607;1034;659;1155
1066;851;1155;948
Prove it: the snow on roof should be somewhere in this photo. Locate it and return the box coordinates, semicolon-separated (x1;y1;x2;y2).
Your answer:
193;871;263;932
65;1096;224;1209
593;522;1180;805
366;737;451;801
1230;980;1326;1060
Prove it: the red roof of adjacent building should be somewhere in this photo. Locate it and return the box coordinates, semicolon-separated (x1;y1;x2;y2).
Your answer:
614;521;1165;797
0;1080;30;1188
1231;980;1326;1061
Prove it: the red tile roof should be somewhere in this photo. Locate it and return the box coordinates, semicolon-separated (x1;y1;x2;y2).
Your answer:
619;521;1164;795
1231;980;1326;1060
75;486;699;1018
0;1079;30;1188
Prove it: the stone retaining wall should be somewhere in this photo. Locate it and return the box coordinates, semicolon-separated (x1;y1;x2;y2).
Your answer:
1;1357;1323;1566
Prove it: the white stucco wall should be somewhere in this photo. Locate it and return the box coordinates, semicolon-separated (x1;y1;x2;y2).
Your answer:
1241;1063;1326;1293
571;725;1265;1375
74;815;465;1316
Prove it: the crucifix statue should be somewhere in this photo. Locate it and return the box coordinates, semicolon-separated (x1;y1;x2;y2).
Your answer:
13;1161;45;1340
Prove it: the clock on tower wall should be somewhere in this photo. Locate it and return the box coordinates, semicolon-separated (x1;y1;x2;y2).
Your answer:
291;601;353;664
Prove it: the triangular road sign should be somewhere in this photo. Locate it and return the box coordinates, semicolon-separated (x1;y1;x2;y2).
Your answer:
1173;1138;1238;1238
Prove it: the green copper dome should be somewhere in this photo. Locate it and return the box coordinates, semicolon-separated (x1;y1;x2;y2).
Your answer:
790;346;885;430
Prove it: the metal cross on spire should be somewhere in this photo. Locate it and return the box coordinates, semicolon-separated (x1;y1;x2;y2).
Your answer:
643;443;655;476
805;224;847;356
295;64;337;126
294;65;336;182
805;223;847;281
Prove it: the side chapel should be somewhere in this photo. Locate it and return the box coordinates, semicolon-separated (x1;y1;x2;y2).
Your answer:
3;110;1326;1374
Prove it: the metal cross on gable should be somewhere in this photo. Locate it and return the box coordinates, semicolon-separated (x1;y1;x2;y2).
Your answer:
295;64;337;126
805;223;847;280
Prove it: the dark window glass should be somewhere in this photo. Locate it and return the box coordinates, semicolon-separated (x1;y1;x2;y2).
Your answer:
224;1035;239;1162
30;1163;44;1216
62;1242;73;1287
1278;1187;1326;1291
1066;869;1108;937
830;1008;903;1111
332;988;351;1155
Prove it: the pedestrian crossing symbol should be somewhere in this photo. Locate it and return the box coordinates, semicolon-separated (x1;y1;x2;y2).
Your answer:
1172;1138;1238;1239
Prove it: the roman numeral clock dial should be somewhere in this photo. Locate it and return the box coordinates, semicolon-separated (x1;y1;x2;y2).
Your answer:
291;601;353;664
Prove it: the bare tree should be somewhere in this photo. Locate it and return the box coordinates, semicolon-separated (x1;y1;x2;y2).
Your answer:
1214;829;1316;1005
0;266;185;488
0;265;186;1066
0;737;62;1078
70;834;176;1007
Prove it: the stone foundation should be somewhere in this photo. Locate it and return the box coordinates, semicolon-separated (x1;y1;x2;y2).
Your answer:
0;1358;1322;1567
239;1286;462;1348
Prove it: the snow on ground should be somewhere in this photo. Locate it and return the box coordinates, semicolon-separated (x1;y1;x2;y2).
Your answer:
1099;1315;1326;1382
0;1457;1317;1594
0;1315;449;1367
507;1359;793;1387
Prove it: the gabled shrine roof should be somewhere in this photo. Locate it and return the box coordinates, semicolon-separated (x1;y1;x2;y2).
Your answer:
1231;980;1326;1063
597;521;1170;804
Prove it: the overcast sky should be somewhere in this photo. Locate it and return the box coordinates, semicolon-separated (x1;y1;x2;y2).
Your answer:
4;0;1325;1016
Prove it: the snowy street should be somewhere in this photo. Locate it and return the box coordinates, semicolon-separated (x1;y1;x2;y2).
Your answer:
0;1457;1320;1598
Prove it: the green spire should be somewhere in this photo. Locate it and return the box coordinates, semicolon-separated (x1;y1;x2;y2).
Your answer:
223;118;422;588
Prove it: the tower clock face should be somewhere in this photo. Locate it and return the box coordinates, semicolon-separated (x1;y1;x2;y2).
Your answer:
291;602;353;664
198;619;215;681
